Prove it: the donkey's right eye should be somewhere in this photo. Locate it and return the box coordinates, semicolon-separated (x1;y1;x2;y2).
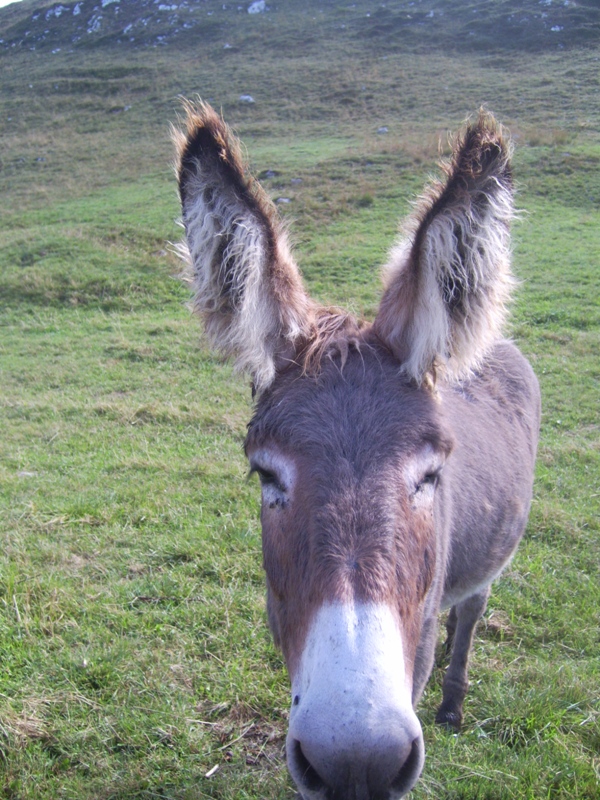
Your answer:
247;450;295;509
256;467;278;486
255;468;288;509
250;464;285;492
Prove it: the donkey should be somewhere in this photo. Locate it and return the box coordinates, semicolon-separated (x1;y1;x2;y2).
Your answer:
173;102;540;800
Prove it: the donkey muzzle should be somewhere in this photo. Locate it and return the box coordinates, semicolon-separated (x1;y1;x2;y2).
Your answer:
286;602;424;800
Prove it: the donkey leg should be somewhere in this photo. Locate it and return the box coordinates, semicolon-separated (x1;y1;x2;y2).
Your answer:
412;613;439;706
435;587;490;731
443;605;458;658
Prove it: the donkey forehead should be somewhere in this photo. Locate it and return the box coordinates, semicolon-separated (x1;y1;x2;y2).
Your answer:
245;344;453;470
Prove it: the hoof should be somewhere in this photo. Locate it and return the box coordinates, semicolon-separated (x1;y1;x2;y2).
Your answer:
435;705;463;732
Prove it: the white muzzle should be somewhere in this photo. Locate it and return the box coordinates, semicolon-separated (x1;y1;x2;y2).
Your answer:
287;602;424;800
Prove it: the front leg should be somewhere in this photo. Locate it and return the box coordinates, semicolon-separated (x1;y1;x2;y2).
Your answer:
412;613;439;706
435;587;490;730
443;604;457;657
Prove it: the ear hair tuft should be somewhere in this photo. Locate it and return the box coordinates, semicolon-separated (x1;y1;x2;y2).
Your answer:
173;98;313;392
374;111;516;385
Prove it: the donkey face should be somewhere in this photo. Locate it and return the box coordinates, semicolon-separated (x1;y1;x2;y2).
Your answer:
245;345;454;797
174;102;516;799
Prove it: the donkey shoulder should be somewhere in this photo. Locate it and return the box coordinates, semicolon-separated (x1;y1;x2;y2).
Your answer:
439;340;540;607
445;340;540;449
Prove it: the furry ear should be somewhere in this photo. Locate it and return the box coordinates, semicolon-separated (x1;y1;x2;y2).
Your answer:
373;112;516;384
173;100;313;391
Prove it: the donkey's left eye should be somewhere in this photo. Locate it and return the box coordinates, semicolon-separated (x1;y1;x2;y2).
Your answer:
414;470;440;497
422;471;440;488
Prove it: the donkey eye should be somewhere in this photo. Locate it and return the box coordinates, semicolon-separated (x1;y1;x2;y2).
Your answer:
247;451;295;510
422;471;440;488
255;467;278;486
414;470;440;497
250;464;286;503
249;462;279;486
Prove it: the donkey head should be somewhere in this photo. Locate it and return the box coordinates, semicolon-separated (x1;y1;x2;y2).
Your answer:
175;103;514;800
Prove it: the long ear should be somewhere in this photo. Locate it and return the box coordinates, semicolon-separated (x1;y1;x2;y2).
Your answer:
173;100;313;391
373;112;516;384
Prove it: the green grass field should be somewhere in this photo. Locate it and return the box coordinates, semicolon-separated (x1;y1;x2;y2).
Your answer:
1;0;599;797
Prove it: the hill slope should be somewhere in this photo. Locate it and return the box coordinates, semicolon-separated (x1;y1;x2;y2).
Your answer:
1;0;599;54
1;0;599;221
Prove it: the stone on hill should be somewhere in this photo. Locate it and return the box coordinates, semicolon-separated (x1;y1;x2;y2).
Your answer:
248;1;266;14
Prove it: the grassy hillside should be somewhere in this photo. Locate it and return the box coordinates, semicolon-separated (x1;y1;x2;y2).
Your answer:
0;1;599;798
1;0;599;54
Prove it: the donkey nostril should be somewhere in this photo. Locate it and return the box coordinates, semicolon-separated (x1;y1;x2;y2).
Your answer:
293;695;300;706
291;739;325;793
289;730;423;798
390;736;424;795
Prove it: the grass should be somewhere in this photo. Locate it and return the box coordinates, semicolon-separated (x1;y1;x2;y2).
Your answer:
0;0;599;797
